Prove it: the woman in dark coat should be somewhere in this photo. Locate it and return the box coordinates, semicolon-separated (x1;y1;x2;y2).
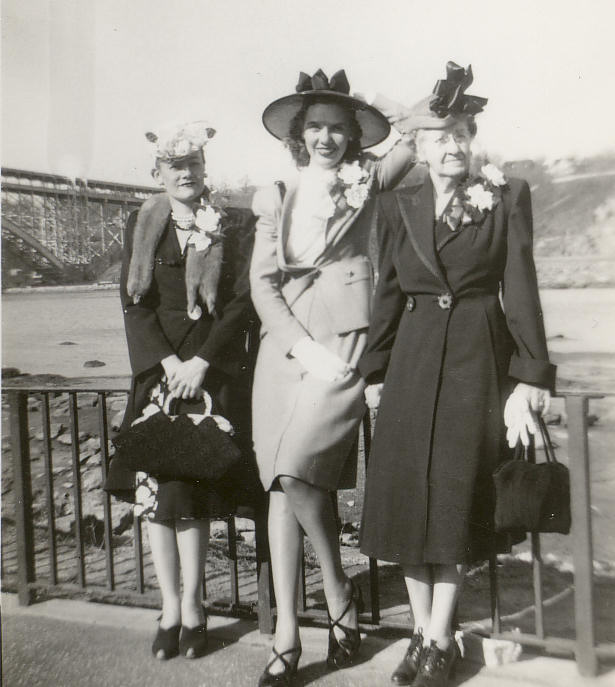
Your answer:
105;121;257;661
358;63;555;687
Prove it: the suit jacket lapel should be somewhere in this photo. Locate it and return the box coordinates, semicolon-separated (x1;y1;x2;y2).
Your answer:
277;183;298;270
396;178;449;288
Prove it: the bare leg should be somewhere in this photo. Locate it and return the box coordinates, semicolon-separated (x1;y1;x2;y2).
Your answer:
278;476;355;639
176;519;209;628
429;563;466;649
147;520;181;628
266;490;302;674
403;564;433;638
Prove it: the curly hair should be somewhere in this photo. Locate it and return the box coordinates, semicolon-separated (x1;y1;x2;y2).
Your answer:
284;96;363;168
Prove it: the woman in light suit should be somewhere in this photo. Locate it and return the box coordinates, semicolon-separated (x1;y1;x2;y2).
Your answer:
249;70;414;685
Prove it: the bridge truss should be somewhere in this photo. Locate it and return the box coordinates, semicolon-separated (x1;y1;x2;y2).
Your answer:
1;168;158;285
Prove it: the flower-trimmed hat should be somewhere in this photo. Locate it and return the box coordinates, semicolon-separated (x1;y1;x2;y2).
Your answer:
399;61;488;131
262;69;391;148
145;120;216;161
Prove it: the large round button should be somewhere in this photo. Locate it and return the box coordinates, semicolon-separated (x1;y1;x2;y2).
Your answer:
437;293;454;310
406;296;416;312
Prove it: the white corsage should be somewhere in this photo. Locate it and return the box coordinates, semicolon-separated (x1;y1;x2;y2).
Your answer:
444;164;507;230
337;161;371;209
466;183;495;212
481;163;507;187
187;203;223;252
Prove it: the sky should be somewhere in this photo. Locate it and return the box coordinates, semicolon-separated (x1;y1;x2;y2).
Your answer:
2;0;615;188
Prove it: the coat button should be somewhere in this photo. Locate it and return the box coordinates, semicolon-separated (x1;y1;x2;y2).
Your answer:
406;296;416;312
437;293;454;310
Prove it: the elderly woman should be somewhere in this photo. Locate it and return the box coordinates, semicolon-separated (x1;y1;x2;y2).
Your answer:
105;122;257;661
359;63;555;687
250;69;415;685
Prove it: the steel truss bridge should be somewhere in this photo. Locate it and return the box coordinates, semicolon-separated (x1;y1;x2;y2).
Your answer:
1;168;158;286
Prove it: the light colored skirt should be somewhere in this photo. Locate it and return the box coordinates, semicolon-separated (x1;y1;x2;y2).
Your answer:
252;285;367;492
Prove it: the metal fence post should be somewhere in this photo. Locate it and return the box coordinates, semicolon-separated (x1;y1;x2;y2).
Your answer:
566;395;597;676
9;391;35;604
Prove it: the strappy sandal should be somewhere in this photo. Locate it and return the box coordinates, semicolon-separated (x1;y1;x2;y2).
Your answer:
152;620;181;660
326;579;364;670
257;645;302;687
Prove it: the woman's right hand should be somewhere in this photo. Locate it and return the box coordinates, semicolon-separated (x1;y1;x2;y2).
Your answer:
291;337;352;382
364;383;384;410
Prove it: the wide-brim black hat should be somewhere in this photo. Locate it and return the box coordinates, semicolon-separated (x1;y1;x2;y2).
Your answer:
262;69;391;149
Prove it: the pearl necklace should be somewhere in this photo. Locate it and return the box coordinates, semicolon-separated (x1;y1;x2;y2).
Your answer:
171;210;195;230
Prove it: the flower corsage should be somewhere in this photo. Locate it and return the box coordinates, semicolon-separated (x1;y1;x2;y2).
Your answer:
337;160;371;209
445;163;507;230
188;202;225;252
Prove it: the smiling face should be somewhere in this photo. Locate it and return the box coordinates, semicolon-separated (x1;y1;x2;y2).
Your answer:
302;102;353;170
152;150;206;202
416;119;474;181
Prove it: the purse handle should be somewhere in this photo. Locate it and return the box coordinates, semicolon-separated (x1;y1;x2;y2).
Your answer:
513;413;558;464
156;378;213;417
536;414;558;463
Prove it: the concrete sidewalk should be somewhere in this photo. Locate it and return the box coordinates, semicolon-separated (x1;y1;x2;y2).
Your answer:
2;594;613;687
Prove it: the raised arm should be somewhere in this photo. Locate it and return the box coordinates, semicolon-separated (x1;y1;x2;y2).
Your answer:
370;93;416;191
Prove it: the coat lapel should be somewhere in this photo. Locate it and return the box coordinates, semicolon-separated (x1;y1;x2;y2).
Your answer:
277;183;299;270
396;178;449;288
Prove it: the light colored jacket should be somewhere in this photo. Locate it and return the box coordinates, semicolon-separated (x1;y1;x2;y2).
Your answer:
250;139;415;354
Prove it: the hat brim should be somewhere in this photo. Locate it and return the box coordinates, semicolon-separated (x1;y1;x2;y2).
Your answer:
262;91;391;149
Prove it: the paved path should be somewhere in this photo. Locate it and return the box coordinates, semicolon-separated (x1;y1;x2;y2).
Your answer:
3;595;614;687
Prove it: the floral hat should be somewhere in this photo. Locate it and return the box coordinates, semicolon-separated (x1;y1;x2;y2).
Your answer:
399;61;488;132
262;69;390;148
145;120;216;161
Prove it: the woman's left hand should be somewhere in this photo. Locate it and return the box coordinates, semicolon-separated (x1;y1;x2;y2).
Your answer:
167;356;210;399
503;382;551;448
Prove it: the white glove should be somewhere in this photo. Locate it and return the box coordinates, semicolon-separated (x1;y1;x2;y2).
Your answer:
291;337;352;382
504;382;551;448
364;383;384;410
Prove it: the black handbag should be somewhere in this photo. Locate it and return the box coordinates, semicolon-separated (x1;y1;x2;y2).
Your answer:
111;386;242;482
493;415;571;534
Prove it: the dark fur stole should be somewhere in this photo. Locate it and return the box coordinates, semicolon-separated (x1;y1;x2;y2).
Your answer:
126;192;222;316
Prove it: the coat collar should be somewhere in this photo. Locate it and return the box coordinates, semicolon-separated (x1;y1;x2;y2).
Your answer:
395;177;450;289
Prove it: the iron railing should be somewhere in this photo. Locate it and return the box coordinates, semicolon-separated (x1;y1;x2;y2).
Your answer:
2;384;613;676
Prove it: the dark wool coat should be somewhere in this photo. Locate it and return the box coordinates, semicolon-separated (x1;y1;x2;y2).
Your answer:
358;176;556;565
104;205;262;512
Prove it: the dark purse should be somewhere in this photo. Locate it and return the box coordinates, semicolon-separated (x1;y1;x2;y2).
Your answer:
493;415;571;534
111;387;242;482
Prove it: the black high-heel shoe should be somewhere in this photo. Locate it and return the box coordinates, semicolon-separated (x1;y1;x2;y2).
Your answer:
179;619;208;659
391;628;425;685
152;621;181;660
258;645;302;687
326;579;364;670
411;639;459;687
